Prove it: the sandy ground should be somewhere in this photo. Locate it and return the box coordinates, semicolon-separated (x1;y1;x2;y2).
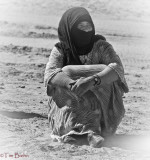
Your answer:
0;0;150;159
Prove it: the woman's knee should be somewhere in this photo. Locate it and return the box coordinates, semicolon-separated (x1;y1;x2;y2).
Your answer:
62;65;72;76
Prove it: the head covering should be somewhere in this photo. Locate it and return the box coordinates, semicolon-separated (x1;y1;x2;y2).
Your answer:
55;7;106;65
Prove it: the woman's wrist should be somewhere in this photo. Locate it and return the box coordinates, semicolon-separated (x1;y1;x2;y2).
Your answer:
92;74;101;86
86;75;101;87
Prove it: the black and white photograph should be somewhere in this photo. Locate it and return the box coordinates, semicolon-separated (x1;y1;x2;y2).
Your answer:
0;0;150;159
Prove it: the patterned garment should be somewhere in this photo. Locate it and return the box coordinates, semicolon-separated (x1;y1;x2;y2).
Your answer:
44;40;129;147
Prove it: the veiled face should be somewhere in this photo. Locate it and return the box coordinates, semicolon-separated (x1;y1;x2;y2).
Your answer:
58;7;95;58
71;20;94;49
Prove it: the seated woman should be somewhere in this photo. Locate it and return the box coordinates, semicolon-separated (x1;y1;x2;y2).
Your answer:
44;7;129;147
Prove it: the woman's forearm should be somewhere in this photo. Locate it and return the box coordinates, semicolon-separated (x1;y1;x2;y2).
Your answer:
62;64;107;79
62;64;119;85
96;66;119;85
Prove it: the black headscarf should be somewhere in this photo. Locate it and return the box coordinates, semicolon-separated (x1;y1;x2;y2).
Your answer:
55;7;106;65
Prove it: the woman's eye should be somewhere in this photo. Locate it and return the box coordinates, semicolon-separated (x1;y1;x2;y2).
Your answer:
77;21;93;32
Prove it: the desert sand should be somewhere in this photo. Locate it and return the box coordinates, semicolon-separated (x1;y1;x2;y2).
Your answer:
0;0;150;159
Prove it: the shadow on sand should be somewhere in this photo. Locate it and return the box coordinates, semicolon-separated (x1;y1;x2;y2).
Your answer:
0;110;47;119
